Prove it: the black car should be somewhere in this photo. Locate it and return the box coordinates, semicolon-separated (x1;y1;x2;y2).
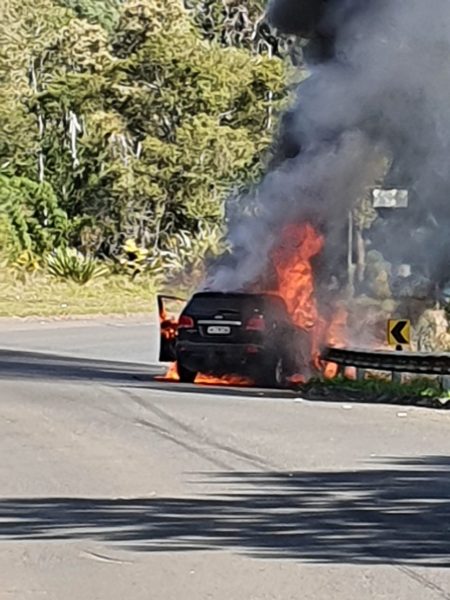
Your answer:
158;292;312;387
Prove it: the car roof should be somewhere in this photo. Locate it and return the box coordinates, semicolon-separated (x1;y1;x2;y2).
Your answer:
187;291;288;312
191;291;283;301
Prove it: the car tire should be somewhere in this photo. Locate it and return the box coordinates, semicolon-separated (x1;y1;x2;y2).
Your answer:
177;361;197;383
258;355;287;388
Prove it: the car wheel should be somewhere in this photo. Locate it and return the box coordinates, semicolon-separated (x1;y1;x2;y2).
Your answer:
274;357;287;387
258;356;287;388
274;356;287;388
177;361;197;383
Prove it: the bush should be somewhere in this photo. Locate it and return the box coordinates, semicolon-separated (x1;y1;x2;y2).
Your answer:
116;224;225;286
118;239;150;279
0;214;21;262
13;250;41;273
0;176;69;256
158;223;226;284
46;247;108;284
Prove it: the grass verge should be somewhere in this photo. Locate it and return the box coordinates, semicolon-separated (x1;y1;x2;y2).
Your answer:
0;269;159;318
299;376;450;409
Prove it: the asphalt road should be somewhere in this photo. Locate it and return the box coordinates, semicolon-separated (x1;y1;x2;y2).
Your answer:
1;316;450;600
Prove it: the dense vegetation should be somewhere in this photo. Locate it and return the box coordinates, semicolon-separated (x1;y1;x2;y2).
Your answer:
0;0;291;280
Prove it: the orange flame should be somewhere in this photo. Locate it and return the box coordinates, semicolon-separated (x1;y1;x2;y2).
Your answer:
160;304;178;343
321;305;347;377
272;223;324;330
161;362;179;381
196;373;254;386
272;222;346;378
158;363;253;386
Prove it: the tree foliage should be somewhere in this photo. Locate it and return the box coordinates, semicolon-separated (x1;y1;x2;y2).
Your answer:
0;0;288;261
56;0;123;32
0;176;69;255
0;0;71;180
186;0;302;61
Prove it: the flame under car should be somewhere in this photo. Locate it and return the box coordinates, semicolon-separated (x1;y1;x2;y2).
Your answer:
158;292;313;387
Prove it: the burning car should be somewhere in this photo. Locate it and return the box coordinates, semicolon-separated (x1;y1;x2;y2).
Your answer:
158;291;313;387
158;222;345;387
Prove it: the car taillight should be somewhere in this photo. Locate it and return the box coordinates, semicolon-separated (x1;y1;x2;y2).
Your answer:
245;314;266;331
245;344;259;354
178;315;194;329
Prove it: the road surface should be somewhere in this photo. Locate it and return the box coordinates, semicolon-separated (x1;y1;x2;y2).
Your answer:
1;316;450;600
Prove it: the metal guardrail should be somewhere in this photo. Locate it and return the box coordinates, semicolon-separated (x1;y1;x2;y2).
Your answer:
322;347;450;376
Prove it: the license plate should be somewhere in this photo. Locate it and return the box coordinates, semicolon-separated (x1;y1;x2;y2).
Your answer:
207;325;231;335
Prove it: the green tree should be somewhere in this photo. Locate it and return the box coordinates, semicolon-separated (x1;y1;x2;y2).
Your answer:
0;176;68;255
29;0;286;254
186;0;302;61
0;0;71;177
1;0;288;260
56;0;124;32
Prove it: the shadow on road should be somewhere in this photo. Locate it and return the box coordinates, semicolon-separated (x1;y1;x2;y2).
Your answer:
0;348;296;399
1;457;449;566
0;348;161;385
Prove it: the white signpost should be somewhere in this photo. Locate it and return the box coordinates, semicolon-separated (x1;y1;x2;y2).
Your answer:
372;188;409;208
348;188;410;293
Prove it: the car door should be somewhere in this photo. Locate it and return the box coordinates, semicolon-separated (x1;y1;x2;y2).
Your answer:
157;294;186;362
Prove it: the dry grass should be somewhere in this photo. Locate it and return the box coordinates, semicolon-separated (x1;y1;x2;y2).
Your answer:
0;268;159;318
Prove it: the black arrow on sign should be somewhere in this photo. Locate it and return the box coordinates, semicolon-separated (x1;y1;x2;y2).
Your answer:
391;321;409;345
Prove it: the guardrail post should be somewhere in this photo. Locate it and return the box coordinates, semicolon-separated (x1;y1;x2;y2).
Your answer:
336;364;345;377
392;371;402;384
356;368;366;381
441;375;450;391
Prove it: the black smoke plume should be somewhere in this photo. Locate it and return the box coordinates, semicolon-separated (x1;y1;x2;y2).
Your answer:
207;0;450;298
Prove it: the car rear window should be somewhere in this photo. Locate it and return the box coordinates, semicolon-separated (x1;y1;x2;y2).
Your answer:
186;293;263;315
185;293;288;318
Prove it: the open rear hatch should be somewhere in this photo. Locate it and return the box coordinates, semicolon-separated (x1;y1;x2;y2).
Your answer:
157;294;186;361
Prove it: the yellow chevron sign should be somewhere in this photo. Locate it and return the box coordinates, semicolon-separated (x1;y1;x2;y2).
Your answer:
388;319;411;347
